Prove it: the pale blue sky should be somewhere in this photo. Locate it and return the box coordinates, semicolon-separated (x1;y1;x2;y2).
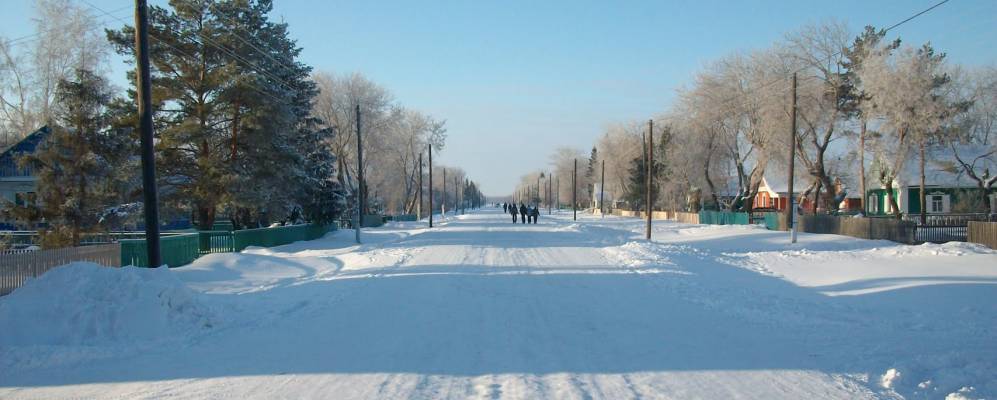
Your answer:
2;0;995;195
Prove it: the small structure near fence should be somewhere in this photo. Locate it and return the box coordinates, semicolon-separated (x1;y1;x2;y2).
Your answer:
1;243;120;296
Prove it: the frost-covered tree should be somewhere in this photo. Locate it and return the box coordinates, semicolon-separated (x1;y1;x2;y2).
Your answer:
781;21;852;213
858;42;954;218
0;0;109;146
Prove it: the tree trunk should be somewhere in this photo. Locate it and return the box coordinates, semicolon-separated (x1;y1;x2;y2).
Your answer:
859;120;867;212
813;180;822;215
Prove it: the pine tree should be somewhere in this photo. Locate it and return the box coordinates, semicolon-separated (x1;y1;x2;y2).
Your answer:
107;0;346;229
7;69;127;247
585;147;597;204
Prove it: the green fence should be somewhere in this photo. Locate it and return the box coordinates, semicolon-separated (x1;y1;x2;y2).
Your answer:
199;230;235;254
698;210;750;225
121;223;334;268
120;233;200;268
390;214;418;222
233;223;333;251
763;212;783;231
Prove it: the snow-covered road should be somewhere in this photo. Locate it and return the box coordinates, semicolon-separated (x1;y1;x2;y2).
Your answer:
1;209;995;399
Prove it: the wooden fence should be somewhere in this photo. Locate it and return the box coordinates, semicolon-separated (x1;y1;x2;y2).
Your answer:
765;214;916;244
1;243;120;296
968;221;997;249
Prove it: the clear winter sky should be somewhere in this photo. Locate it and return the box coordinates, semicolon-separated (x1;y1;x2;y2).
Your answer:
2;0;995;196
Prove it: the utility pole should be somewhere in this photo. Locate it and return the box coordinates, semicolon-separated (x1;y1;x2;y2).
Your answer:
418;152;423;220
572;158;577;221
355;104;363;244
556;177;559;213
547;175;552;215
442;168;446;217
600;159;605;218
787;73;798;243
646;119;653;240
135;0;161;267
428;145;433;228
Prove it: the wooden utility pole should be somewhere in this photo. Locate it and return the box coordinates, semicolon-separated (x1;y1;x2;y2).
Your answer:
572;158;577;221
547;175;552;214
646;119;653;240
600;159;605;218
442;168;446;217
920;141;927;224
787;73;798;243
428;145;433;228
355;105;363;243
418;152;423;220
135;0;161;267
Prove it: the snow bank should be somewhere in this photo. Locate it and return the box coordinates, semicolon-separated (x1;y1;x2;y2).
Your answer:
0;262;215;348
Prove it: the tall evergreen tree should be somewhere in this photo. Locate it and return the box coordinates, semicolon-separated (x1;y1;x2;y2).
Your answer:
7;69;128;247
107;0;345;229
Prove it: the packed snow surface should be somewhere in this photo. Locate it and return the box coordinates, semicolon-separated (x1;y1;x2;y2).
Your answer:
1;209;995;399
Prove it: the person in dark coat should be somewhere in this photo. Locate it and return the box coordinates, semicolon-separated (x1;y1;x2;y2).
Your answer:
509;202;517;222
519;203;528;224
530;205;539;224
503;203;508;213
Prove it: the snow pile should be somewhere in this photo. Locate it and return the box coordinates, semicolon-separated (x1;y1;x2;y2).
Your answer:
880;368;901;389
0;262;215;348
946;386;983;400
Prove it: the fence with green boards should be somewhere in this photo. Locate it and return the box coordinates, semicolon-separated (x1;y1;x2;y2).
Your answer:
698;210;750;225
121;223;335;267
120;233;200;268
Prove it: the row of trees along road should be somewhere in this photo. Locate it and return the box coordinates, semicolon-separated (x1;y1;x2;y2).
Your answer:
534;21;995;219
0;0;468;247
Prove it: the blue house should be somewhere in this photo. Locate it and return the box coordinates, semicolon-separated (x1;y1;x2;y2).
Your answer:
0;127;50;216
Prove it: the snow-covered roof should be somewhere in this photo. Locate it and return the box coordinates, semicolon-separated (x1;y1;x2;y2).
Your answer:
0;126;49;178
891;144;996;188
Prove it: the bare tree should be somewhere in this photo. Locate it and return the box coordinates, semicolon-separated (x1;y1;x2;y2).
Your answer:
0;0;109;145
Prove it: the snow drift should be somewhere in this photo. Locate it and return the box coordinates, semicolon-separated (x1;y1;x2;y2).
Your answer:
0;262;215;348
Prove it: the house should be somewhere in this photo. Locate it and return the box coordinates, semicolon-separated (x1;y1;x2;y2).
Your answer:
866;148;997;216
0;127;50;223
754;174;862;213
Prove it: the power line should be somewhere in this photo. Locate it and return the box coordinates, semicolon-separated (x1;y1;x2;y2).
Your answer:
2;5;131;47
79;0;300;95
79;0;293;104
713;0;951;112
205;2;299;75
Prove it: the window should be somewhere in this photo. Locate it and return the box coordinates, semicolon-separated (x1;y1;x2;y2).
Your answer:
930;195;943;213
14;192;36;207
868;195;878;214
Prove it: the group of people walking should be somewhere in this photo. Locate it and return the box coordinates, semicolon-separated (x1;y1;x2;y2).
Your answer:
503;203;540;224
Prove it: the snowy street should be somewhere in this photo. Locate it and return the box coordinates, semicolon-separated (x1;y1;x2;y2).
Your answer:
1;209;996;399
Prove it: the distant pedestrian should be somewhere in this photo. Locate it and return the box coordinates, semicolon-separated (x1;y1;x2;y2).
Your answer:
519;203;527;224
503;203;508;213
509;203;517;223
530;205;539;224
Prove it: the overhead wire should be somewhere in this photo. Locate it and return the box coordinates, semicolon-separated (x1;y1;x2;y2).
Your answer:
79;0;294;102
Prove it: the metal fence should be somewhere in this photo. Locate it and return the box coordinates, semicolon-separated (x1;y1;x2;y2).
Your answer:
118;223;336;268
1;243;120;296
